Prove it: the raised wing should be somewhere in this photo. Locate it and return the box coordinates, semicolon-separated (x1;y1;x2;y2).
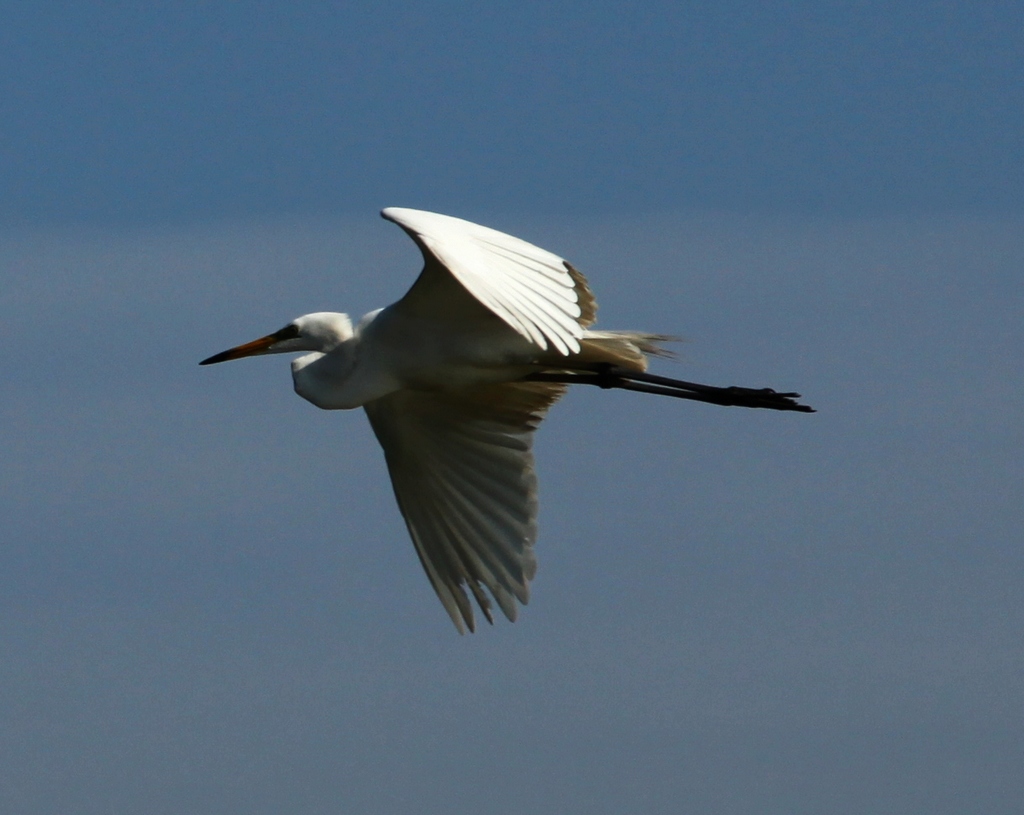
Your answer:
363;380;565;633
382;207;595;355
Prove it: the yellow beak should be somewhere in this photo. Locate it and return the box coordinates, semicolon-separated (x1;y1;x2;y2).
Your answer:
199;333;279;365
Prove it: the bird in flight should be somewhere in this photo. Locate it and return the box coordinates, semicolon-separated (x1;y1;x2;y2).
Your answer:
201;208;813;633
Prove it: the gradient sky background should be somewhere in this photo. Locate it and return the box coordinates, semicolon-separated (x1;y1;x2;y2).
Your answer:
2;3;1022;813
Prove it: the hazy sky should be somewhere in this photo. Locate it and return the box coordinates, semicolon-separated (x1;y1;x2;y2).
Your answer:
2;4;1022;814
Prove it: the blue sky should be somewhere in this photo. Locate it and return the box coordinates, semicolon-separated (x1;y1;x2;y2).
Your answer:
4;2;1023;222
2;4;1023;814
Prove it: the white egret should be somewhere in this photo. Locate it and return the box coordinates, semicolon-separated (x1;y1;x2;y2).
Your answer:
201;208;813;633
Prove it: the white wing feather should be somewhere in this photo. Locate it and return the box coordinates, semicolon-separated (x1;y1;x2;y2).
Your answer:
382;207;585;355
363;381;565;633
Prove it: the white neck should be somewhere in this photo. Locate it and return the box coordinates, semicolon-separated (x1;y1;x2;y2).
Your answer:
288;310;398;410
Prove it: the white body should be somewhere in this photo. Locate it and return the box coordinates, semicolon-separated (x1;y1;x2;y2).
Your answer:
290;300;544;410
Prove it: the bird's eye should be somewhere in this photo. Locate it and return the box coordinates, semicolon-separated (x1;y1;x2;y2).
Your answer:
274;323;301;340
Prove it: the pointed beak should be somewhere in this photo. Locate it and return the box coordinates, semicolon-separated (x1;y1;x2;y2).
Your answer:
199;333;279;365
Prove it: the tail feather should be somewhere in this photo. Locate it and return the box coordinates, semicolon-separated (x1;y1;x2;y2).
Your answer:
574;331;678;372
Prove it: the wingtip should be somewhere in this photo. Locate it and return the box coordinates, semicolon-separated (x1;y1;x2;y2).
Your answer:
381;206;415;223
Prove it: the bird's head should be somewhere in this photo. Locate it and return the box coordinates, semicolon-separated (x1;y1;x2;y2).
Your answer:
199;312;354;365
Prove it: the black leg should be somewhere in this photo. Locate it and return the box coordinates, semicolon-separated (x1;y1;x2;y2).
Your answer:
524;365;815;413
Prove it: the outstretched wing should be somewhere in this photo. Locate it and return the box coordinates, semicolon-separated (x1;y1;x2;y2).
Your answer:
382;207;595;355
363;380;565;633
